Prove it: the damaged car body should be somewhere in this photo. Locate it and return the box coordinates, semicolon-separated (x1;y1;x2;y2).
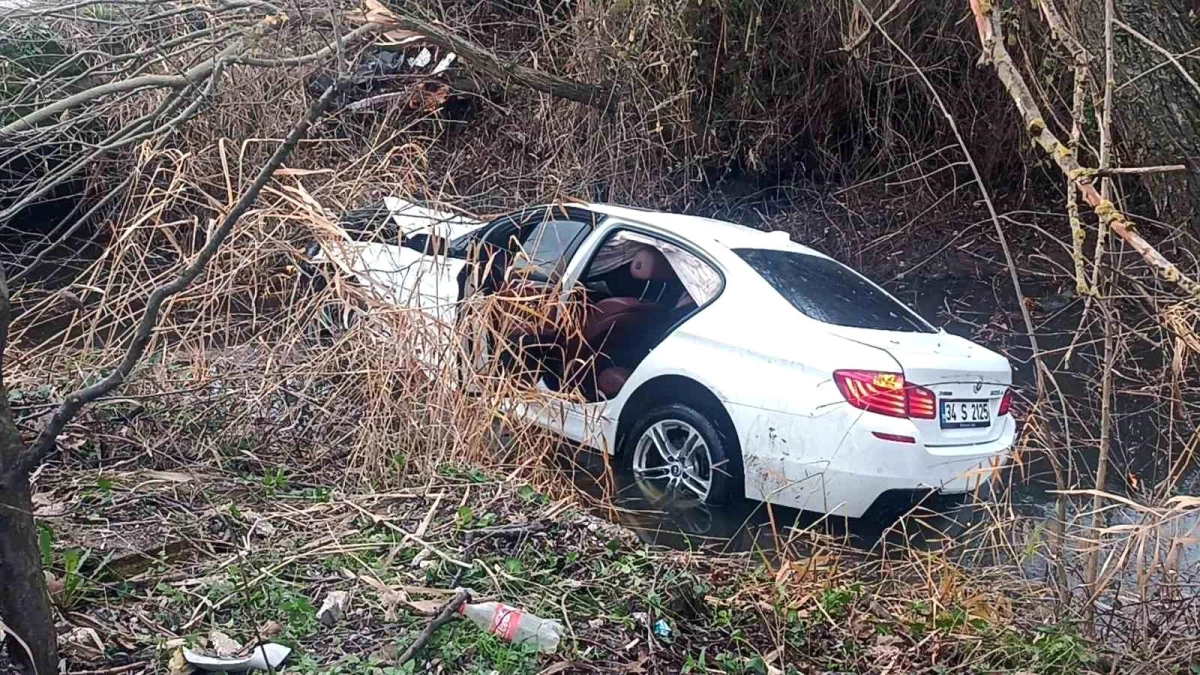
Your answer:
305;199;1015;519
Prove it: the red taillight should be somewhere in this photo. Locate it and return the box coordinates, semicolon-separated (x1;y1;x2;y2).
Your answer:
834;370;938;420
906;385;937;419
833;370;908;418
998;389;1013;416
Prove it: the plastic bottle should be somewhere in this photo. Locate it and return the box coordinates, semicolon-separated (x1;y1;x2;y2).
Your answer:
459;601;564;653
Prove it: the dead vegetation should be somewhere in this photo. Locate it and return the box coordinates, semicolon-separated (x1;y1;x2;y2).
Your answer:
1;0;1200;673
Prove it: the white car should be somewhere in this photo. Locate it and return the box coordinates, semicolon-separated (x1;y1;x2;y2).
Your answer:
309;199;1015;519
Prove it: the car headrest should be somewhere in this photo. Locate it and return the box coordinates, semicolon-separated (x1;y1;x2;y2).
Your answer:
629;246;673;281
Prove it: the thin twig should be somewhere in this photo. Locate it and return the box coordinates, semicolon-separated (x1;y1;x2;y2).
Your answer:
853;0;1045;397
969;0;1200;298
1093;165;1189;176
1114;19;1200;101
395;588;471;666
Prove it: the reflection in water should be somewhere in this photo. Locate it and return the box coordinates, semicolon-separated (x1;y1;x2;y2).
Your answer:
559;444;979;557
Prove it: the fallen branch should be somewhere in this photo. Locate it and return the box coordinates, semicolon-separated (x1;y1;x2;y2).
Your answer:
465;521;547;543
396;588;471;666
0;39;248;136
0;20;381;137
374;4;617;109
969;0;1200;298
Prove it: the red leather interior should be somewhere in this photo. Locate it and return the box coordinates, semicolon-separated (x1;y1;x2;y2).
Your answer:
583;297;662;346
597;367;631;398
501;244;679;399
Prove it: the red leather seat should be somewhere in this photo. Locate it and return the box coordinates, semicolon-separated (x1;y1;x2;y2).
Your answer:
582;297;661;346
514;245;677;398
597;367;631;398
581;246;674;350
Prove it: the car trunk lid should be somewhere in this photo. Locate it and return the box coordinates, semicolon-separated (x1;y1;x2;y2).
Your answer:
824;326;1012;446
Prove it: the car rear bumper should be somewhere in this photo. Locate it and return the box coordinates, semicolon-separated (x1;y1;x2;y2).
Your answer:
732;403;1014;519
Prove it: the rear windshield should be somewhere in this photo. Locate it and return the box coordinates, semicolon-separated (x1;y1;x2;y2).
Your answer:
735;249;934;333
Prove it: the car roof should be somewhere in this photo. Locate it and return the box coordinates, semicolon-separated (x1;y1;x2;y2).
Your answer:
581;203;829;259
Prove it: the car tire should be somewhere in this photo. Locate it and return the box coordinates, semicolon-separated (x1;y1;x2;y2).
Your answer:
621;402;743;506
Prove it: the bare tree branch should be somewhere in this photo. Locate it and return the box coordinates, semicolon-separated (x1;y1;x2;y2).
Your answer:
1094;164;1189;176
232;21;382;67
969;0;1200;298
9;175;135;285
0;39;249;136
852;0;1045;392
0;18;381;138
1114;18;1200;101
0;77;346;488
396;589;471;665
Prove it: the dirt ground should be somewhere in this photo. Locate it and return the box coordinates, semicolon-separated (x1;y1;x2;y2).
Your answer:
3;388;1107;675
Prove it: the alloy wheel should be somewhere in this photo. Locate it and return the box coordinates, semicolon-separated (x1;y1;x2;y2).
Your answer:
631;419;714;502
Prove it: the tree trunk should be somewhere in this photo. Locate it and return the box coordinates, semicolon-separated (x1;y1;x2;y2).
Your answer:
1075;0;1200;226
0;402;58;675
0;264;58;672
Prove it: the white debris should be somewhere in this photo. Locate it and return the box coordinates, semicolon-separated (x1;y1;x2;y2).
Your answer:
317;590;350;627
183;644;291;673
408;47;432;69
432;52;457;75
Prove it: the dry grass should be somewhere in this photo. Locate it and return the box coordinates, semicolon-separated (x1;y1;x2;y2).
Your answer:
3;0;1200;673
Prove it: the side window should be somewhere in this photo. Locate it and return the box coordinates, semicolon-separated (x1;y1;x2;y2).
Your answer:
508;219;591;283
582;229;722;309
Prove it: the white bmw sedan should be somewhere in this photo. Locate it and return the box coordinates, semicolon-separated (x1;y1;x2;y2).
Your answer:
309;199;1015;518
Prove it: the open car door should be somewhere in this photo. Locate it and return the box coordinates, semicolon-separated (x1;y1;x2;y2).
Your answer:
456;207;601;393
536;224;725;454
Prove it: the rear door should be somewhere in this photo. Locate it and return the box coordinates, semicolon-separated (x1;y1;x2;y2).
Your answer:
551;223;726;451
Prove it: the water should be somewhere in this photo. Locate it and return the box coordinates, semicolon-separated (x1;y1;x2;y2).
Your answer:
558;445;979;557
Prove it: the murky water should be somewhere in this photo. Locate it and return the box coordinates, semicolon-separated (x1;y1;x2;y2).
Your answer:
559;445;981;557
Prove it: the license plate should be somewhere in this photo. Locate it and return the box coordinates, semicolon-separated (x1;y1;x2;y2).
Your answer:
940;399;991;429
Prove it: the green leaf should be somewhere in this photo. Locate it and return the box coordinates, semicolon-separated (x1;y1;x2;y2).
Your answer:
37;524;55;567
455;506;474;527
504;558;523;575
63;548;82;574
